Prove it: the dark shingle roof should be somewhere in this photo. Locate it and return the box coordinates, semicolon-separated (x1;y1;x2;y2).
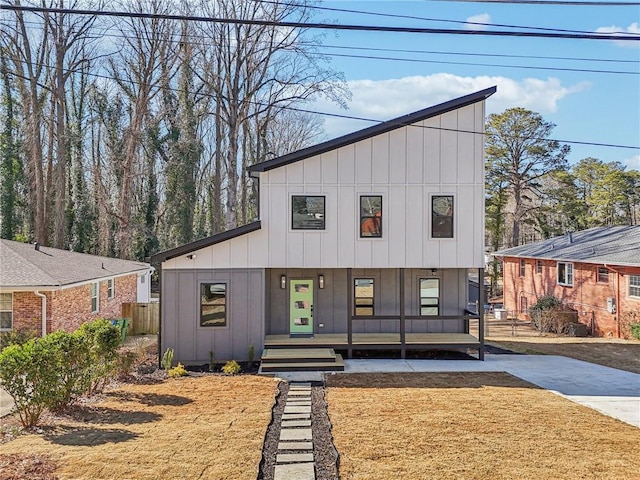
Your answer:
0;239;151;288
493;226;640;267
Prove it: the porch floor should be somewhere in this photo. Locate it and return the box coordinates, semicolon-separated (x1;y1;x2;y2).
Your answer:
265;333;481;350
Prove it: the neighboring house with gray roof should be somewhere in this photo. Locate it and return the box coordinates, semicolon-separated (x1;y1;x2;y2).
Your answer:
0;239;153;336
493;226;640;337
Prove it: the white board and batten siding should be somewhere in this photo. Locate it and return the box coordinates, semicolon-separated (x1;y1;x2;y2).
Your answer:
163;102;486;271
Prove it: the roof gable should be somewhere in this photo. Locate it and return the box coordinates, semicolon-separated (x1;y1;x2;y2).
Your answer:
248;86;496;174
493;226;640;266
0;239;151;288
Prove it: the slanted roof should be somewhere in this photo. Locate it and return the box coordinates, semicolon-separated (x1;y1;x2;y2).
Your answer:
150;220;262;264
0;239;151;288
493;226;640;267
248;86;497;174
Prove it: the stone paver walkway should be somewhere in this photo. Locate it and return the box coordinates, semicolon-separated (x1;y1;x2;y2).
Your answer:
274;382;316;480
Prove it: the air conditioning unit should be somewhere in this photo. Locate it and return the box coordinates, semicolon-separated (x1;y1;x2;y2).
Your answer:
495;308;508;320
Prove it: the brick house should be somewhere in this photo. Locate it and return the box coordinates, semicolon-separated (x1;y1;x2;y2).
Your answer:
0;239;153;336
494;226;640;337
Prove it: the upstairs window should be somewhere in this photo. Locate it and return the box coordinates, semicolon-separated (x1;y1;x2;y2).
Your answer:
91;282;99;313
200;283;227;327
630;275;640;298
519;259;526;277
354;278;374;316
360;195;382;238
292;196;325;230
597;267;610;283
419;278;440;316
431;195;454;238
557;262;574;287
107;278;115;299
536;260;543;274
0;293;12;331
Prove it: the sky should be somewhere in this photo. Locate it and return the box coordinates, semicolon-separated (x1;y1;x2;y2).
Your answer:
306;0;640;170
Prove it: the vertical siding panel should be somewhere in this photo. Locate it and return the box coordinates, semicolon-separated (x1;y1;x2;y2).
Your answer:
405;186;424;266
355;139;372;184
303;155;322;185
389;128;406;184
424;117;441;184
474;184;485;265
338;186;356;266
372;134;390;184
322;151;338;184
269;166;286;184
304;233;322;267
231;270;249;360
229;236;249;268
458;105;475;185
457;186;475;266
474;102;485;186
407;121;424;184
269;186;288;266
286;161;304;184
440;111;458;185
423;186;441;266
177;271;197;361
387;186;405;266
337;144;355;184
322;186;339;267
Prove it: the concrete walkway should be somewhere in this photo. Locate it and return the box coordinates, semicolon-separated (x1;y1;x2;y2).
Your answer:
277;354;640;428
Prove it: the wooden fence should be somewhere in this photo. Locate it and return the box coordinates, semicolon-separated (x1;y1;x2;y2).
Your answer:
122;302;159;335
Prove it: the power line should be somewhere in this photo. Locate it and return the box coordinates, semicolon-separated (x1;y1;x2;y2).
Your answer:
1;4;639;41
2;55;637;151
324;51;638;75
422;0;640;5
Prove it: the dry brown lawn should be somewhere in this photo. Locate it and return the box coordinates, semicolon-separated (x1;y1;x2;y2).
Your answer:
0;375;278;480
327;372;640;480
485;320;640;373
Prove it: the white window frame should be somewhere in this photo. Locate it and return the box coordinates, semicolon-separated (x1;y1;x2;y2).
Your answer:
557;262;574;287
536;260;543;275
91;282;99;313
107;278;115;299
630;275;640;298
0;292;13;331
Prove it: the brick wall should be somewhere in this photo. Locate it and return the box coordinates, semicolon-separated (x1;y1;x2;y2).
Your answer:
503;257;640;337
10;274;139;335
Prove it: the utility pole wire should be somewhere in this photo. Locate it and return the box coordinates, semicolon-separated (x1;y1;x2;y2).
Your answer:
1;4;639;41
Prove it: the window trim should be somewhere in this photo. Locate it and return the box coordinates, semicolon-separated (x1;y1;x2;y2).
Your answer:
359;195;383;238
520;296;528;314
557;262;574;287
0;292;13;332
431;195;454;239
291;195;326;231
200;283;228;328
536;260;543;275
519;259;526;277
419;277;440;316
91;282;99;313
629;275;640;298
597;267;610;284
107;278;115;299
354;278;375;316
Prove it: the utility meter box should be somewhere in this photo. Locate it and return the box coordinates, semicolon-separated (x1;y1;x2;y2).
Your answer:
606;297;616;314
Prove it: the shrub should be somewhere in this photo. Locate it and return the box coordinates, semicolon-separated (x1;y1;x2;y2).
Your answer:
115;349;140;379
76;319;121;394
630;323;640;341
222;360;241;375
0;328;37;350
248;343;255;366
209;350;215;372
167;362;188;378
529;296;576;333
0;339;59;427
162;348;175;370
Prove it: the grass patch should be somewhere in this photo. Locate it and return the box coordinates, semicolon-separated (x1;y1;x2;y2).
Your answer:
0;376;278;480
327;372;640;480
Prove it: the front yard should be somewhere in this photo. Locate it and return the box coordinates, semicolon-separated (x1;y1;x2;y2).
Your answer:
0;376;278;480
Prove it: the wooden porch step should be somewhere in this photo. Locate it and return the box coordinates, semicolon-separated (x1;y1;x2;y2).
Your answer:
261;348;338;364
259;354;345;373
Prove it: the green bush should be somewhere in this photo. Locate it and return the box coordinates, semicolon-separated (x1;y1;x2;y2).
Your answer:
248;343;255;366
76;319;121;394
0;339;60;427
167;362;188;378
630;323;640;341
0;327;37;350
162;348;175;370
209;350;215;372
222;360;241;375
529;295;563;313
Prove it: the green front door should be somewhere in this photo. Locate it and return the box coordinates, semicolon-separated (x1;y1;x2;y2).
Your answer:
290;279;314;336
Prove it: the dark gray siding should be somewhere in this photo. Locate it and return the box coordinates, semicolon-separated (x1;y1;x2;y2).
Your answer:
161;268;264;364
266;268;468;335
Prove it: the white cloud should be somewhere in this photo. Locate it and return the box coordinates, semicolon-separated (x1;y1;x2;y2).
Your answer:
314;73;590;139
465;13;491;31
621;154;640;171
595;22;640;48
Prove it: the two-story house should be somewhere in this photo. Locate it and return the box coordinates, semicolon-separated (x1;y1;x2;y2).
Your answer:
151;87;496;368
494;226;640;337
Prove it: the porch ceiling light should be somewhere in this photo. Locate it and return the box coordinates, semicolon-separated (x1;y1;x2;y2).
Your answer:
319;274;325;289
280;275;286;289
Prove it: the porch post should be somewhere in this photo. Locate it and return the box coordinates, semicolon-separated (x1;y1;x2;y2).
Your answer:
479;267;485;361
400;268;406;359
347;267;353;359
